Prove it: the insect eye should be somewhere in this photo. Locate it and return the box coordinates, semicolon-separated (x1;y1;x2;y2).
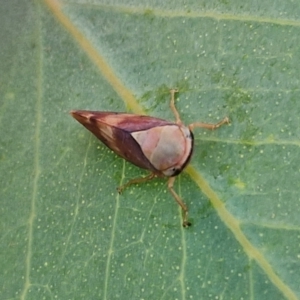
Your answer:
172;168;182;176
170;168;177;174
162;166;182;177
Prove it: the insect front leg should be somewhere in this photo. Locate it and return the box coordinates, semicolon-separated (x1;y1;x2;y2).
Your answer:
167;177;191;227
170;88;229;130
189;117;229;131
169;89;182;125
117;173;156;194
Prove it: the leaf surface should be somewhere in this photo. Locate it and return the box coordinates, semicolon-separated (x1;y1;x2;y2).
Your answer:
1;1;300;299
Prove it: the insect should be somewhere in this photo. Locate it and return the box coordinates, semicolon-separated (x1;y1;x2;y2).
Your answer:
70;89;229;227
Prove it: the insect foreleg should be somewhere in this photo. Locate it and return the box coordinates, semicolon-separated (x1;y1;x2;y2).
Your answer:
167;176;191;227
169;89;182;125
189;117;229;131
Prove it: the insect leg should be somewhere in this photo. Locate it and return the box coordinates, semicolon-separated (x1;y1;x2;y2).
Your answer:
169;89;182;125
167;177;191;227
189;117;229;131
117;173;156;194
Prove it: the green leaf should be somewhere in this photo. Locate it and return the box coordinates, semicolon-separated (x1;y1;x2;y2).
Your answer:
1;1;300;299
